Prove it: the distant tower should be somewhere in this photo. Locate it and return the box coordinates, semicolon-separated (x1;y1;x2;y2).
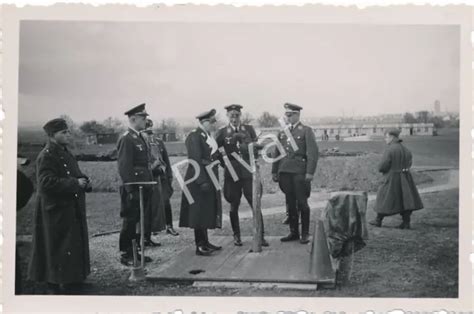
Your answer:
434;100;441;115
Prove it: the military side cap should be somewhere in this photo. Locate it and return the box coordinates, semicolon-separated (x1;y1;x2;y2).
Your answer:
124;103;149;117
387;127;401;137
284;102;303;112
43;118;68;135
196;109;217;122
224;104;243;112
145;118;153;128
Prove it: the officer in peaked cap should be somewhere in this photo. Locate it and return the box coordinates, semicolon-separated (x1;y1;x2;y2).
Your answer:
124;103;149;117
117;103;156;266
272;102;319;244
215;104;268;247
179;108;224;256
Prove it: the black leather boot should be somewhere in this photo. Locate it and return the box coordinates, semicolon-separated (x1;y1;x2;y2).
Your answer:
369;214;384;227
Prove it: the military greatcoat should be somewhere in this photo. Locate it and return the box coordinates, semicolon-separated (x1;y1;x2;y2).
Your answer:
28;141;91;284
179;127;222;229
374;139;424;215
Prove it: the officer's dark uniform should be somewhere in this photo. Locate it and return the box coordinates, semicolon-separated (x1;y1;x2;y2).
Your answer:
215;104;267;247
179;109;223;256
117;104;153;262
272;103;319;243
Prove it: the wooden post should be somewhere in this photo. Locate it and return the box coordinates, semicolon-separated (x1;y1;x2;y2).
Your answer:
251;159;263;253
139;185;145;269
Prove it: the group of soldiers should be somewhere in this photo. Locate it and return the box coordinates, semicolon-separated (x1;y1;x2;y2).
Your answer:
23;101;423;294
117;102;320;260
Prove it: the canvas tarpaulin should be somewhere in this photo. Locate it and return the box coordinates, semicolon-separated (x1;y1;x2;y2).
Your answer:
322;191;369;258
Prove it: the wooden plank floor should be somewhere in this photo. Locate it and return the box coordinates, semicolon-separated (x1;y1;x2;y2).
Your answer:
147;236;336;285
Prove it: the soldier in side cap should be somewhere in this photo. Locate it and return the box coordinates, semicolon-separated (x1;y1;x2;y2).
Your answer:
272;103;319;244
215;104;268;247
117;103;155;266
28;118;92;294
179;109;223;256
369;128;424;229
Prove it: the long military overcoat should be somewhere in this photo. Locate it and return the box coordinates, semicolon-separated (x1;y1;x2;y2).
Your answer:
179;128;222;229
28;141;90;284
147;135;172;231
374;139;424;215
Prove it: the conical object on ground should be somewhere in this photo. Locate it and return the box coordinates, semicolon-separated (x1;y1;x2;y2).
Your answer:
309;219;335;282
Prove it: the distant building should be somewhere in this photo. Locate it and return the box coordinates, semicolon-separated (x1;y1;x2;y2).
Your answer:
434;100;441;115
85;132;119;145
156;132;178;142
258;122;434;141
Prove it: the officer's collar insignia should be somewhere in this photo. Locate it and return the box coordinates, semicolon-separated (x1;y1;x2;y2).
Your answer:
123;131;129;136
132;134;138;139
200;132;206;138
298;125;303;130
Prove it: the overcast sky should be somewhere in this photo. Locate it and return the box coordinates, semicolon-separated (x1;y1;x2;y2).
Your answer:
18;21;459;126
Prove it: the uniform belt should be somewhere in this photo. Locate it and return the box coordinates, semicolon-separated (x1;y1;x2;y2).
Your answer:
391;169;410;173
287;154;307;162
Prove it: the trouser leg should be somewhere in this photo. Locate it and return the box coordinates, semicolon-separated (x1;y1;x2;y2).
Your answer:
401;211;412;223
279;173;299;236
164;200;173;226
194;228;205;247
294;173;312;236
119;215;138;254
299;201;310;236
229;203;241;236
143;187;153;240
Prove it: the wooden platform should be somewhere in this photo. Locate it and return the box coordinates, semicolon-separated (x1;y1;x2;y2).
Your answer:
146;236;336;286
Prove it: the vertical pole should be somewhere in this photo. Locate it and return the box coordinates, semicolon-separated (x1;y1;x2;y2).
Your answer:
251;160;263;253
139;185;145;269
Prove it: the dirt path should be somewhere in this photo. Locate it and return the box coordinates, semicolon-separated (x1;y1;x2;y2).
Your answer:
216;169;458;222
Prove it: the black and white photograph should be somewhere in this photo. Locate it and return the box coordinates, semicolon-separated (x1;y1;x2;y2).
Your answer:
2;4;472;313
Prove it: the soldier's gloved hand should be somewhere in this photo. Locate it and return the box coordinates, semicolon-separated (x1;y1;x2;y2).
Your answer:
200;182;211;192
77;178;88;189
272;173;279;182
305;174;314;182
128;190;139;201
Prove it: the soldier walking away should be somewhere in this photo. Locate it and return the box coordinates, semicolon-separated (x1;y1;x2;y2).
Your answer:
143;119;179;236
28;118;92;294
272;103;319;244
216;104;268;247
179;109;223;256
369;128;424;229
117;103;154;266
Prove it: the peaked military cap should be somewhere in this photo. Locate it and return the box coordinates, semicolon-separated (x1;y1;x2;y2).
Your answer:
196;109;217;122
284;102;303;112
386;127;401;137
43;118;68;135
124;103;149;117
224;104;243;112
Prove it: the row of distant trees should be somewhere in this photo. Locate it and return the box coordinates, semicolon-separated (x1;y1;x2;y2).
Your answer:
60;111;283;138
403;111;459;128
61;110;457;138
